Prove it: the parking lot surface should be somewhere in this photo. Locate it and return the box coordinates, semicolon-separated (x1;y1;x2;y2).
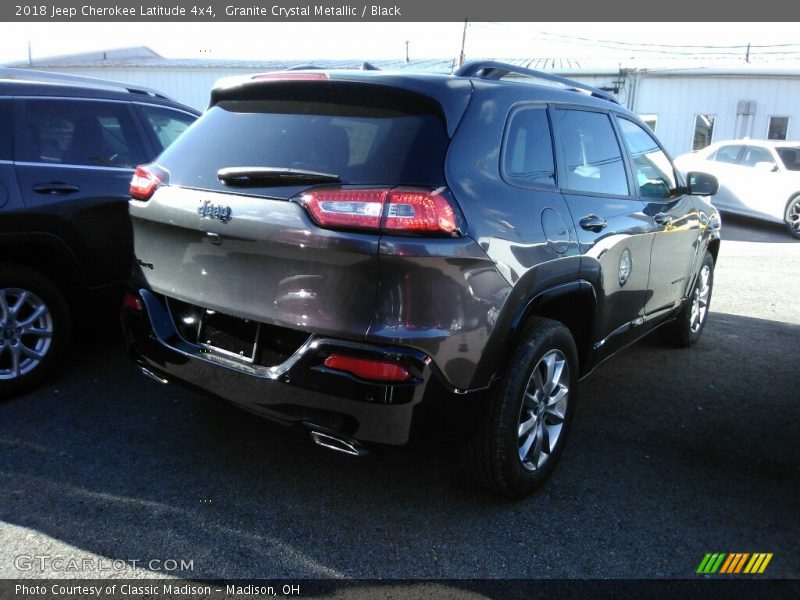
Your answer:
1;213;798;580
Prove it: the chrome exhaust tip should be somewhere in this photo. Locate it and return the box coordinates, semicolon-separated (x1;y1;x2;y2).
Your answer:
309;431;368;457
139;366;168;385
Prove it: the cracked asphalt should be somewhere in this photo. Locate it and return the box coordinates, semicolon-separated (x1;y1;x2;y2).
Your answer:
1;212;798;583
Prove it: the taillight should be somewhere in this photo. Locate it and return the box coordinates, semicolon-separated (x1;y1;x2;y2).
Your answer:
300;188;385;230
298;187;459;235
122;290;144;313
130;164;167;201
323;354;412;383
384;189;457;233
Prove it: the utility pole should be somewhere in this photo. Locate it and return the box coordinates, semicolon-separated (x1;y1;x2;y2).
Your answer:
405;40;409;63
27;41;32;66
458;19;468;68
745;42;750;63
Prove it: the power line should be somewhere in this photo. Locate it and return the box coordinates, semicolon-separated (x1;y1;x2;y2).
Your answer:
471;23;800;55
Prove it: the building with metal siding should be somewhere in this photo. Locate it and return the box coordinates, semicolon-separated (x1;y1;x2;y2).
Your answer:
7;47;800;158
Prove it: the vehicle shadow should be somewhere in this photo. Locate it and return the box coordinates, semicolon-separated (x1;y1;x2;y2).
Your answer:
718;211;797;243
0;311;798;579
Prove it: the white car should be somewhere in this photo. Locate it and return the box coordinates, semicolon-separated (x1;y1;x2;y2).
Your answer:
674;140;800;239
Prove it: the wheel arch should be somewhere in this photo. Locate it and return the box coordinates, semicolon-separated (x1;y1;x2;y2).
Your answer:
507;280;597;379
0;233;87;301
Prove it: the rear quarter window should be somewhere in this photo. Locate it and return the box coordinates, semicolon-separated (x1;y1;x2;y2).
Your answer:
136;104;197;152
501;106;556;189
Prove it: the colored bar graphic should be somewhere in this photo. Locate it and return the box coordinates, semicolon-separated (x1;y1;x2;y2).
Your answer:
719;554;736;574
710;553;726;573
699;552;773;575
733;553;750;573
758;553;773;573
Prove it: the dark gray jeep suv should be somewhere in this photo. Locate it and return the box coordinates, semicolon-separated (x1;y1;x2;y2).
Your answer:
0;69;198;398
122;61;721;497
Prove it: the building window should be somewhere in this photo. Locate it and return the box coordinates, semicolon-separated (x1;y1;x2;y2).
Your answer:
639;114;657;132
767;116;789;141
692;115;715;151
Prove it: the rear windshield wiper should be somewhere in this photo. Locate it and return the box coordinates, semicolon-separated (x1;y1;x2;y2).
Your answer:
217;167;340;186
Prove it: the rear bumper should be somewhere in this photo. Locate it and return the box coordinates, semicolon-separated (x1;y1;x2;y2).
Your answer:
122;289;465;446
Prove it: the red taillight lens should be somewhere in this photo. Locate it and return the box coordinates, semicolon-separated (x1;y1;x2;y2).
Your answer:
301;188;386;230
130;165;164;201
323;354;412;383
385;189;457;233
122;291;143;313
299;187;459;235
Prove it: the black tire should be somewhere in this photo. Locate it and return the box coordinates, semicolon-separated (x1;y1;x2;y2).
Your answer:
464;317;578;498
0;264;71;399
659;250;715;348
785;195;800;240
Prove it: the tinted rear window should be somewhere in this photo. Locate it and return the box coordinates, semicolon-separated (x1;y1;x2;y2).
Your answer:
157;83;449;194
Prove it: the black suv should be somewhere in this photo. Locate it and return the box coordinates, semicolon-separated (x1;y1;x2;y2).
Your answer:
0;69;199;397
122;62;721;497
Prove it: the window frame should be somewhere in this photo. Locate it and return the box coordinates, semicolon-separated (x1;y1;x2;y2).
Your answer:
691;113;716;152
550;104;636;200
766;115;790;141
499;102;558;192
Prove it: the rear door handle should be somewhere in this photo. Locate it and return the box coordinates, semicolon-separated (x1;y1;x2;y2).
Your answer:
579;214;608;232
653;212;673;226
33;182;80;195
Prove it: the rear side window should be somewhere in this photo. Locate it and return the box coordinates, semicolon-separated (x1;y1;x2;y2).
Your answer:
502;107;556;189
740;146;775;168
137;105;196;152
157;83;449;193
554;109;629;196
18;99;146;168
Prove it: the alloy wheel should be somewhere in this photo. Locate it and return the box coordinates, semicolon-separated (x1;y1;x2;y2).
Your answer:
517;349;570;472
788;199;800;235
0;288;54;380
690;266;711;334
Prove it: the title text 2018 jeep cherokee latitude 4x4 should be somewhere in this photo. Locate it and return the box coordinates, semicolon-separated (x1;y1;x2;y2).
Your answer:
122;62;721;497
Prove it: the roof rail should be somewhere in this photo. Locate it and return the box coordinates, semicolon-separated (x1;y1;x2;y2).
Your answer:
455;60;619;105
0;67;174;101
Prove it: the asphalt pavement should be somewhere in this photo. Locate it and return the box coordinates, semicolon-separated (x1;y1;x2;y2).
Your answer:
1;212;798;581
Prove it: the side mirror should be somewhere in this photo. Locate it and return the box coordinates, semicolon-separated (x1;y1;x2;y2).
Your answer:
686;171;719;196
754;161;778;172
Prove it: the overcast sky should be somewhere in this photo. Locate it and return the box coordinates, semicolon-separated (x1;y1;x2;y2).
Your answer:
4;22;800;65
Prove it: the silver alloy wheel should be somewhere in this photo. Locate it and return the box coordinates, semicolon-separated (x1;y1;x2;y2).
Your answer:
0;288;54;380
517;349;569;472
690;265;711;334
788;199;800;234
